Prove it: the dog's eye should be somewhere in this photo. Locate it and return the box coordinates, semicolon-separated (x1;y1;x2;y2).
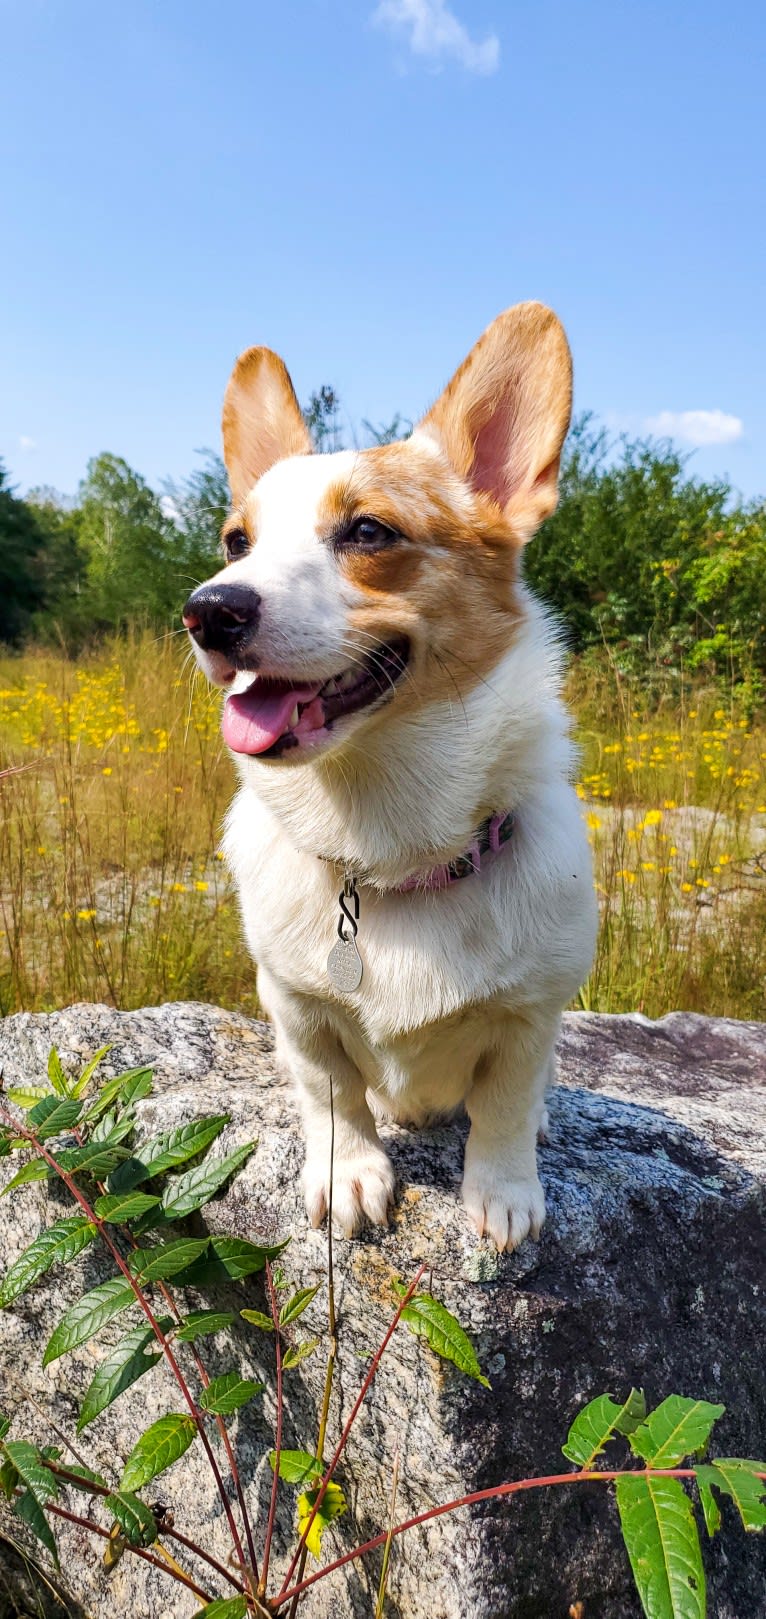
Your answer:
223;529;250;562
338;516;400;552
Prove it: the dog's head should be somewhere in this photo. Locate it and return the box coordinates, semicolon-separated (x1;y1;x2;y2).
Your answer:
184;301;572;764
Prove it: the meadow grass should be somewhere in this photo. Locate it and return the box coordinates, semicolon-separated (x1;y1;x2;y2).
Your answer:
0;633;764;1021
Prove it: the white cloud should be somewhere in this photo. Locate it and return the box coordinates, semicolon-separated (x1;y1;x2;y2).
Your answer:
19;435;37;452
645;409;743;447
372;0;500;75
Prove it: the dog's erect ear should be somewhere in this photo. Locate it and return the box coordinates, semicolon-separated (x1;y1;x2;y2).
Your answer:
222;347;313;505
417;302;572;541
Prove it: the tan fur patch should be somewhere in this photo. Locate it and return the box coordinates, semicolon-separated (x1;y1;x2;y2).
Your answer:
222;347;312;505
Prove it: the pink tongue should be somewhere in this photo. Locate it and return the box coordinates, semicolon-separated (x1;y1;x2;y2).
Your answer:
222;680;320;755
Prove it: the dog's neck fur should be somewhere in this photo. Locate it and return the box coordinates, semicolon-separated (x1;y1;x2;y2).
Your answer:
234;592;574;889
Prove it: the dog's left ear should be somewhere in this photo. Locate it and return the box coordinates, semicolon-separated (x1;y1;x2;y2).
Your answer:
416;302;572;541
222;347;313;505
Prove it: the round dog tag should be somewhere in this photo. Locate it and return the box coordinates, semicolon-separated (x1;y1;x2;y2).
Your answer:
327;935;363;993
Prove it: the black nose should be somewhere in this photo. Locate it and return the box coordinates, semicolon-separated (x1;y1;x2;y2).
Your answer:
182;584;261;656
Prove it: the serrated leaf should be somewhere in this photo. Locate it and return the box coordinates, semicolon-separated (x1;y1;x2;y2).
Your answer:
56;1142;133;1178
282;1338;320;1370
70;1045;113;1099
77;1322;169;1430
616;1475;705;1619
6;1085;50;1110
91;1109;136;1144
47;1048;69;1098
0;1413;10;1439
104;1490;158;1546
27;1096;81;1140
40;1447;63;1461
696;1460;766;1533
172;1234;288;1287
269;1448;321;1485
396;1288;490;1387
240;1308;274;1332
107;1114;231;1194
129;1237;209;1282
630;1398;725;1467
94;1191;161;1224
119;1413;196;1492
279;1284;321;1328
85;1067;153;1123
0;1458;19;1500
13;1488;59;1568
563;1390;647;1468
297;1481;347;1560
43;1276;136;1365
174;1310;235;1342
159;1140;256;1221
198;1373;264;1416
0;1214;97;1307
59;1463;109;1491
195;1599;248;1618
2;1442;58;1505
0;1157;49;1195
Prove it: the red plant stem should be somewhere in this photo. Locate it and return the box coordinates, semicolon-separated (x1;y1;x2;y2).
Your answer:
48;1464;242;1592
187;1332;260;1588
259;1259;284;1598
44;1500;213;1603
277;1464;766;1608
276;1261;428;1600
0;1109;248;1583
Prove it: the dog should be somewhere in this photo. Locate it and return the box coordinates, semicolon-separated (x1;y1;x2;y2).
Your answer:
183;301;598;1251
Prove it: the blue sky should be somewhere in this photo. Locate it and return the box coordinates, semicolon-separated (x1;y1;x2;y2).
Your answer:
1;0;764;502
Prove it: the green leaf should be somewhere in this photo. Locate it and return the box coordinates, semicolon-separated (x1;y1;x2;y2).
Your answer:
563;1389;647;1468
297;1481;347;1560
47;1048;69;1098
198;1373;265;1416
119;1413;197;1492
129;1237;210;1282
174;1310;236;1342
55;1142;133;1178
240;1308;274;1332
94;1191;161;1224
616;1475;705;1619
0;1458;19;1500
70;1045;113;1099
107;1115;231;1193
0;1215;97;1307
158;1140;256;1221
59;1463;109;1491
0;1158;49;1195
0;1413;10;1439
43;1276;136;1365
91;1110;137;1145
77;1321;170;1430
2;1442;58;1505
195;1599;248;1618
695;1460;766;1533
85;1066;153;1123
172;1234;288;1287
13;1488;59;1568
269;1449;321;1485
395;1288;490;1388
630;1398;725;1467
282;1338;320;1370
6;1085;50;1111
27;1096;81;1140
279;1284;321;1328
104;1490;158;1546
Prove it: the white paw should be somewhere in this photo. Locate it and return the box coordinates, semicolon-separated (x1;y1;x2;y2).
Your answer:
537;1103;550;1145
461;1160;546;1252
302;1146;396;1237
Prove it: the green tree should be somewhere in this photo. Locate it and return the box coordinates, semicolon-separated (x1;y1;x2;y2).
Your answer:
163;451;230;590
0;463;49;645
76;454;180;631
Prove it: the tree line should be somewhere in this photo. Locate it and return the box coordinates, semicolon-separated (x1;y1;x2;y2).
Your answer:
2;391;764;687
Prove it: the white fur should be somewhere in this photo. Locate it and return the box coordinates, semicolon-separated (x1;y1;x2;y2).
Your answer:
191;449;597;1251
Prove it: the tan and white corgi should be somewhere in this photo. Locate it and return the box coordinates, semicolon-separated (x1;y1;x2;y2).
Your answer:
183;302;597;1251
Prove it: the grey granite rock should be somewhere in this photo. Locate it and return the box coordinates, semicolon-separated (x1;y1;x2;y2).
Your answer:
0;1003;764;1619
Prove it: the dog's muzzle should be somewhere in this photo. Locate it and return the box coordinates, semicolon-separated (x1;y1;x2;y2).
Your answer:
182;583;261;657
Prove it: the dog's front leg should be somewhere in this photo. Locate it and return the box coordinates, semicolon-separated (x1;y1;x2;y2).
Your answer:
260;970;395;1236
463;1011;560;1252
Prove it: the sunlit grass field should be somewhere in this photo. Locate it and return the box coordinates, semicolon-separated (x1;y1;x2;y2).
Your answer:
1;633;764;1020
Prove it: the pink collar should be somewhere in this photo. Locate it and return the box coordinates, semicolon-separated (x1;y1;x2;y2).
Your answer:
395;810;516;893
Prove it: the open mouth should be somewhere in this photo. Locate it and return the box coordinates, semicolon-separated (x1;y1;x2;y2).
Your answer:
221;636;411;757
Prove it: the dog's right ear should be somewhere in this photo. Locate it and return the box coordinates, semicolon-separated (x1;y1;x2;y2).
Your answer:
222;347;313;505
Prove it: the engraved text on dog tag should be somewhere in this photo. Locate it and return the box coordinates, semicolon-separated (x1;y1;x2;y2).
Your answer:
327;933;363;992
